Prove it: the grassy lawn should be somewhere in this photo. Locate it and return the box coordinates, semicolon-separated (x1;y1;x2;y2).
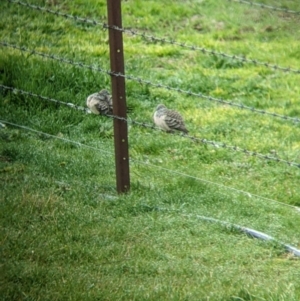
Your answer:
1;0;300;300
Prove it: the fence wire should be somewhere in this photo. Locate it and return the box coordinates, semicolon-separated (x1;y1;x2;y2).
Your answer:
227;0;300;14
0;41;111;76
2;41;300;125
1;119;299;213
6;0;105;26
1;84;300;169
188;214;300;256
0;85;91;114
105;25;300;75
2;120;300;258
0;120;113;157
6;0;300;75
2;120;300;257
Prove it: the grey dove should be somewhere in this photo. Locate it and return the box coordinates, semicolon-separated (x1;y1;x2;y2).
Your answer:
86;89;113;115
153;104;188;134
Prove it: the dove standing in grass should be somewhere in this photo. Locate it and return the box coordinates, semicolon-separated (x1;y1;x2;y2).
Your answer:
153;104;188;134
86;89;113;115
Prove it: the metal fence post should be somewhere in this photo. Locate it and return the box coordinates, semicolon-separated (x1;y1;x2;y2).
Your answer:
106;0;130;193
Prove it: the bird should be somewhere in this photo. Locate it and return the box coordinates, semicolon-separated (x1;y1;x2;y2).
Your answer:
153;104;188;134
86;89;132;115
86;89;113;115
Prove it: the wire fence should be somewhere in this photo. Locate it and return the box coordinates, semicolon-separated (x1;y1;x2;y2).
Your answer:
3;118;300;254
1;118;299;214
1;84;300;169
2;41;300;125
1;1;299;203
0;85;90;113
6;0;105;26
1;0;300;258
106;25;300;75
6;0;300;74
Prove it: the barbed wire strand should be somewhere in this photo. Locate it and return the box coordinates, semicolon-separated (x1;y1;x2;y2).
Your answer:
227;0;300;15
0;41;111;76
0;120;113;156
114;112;300;169
106;25;300;75
114;72;300;124
6;0;104;26
6;0;300;74
1;84;300;170
2;41;300;125
0;84;92;114
10;0;300;16
1;119;299;213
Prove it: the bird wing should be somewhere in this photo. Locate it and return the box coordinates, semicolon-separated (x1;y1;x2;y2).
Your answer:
95;100;110;115
87;93;110;115
165;110;188;133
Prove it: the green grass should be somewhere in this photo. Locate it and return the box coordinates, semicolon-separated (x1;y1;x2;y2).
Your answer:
1;0;300;300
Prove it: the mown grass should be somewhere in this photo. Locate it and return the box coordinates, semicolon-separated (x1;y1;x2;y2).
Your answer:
1;0;300;300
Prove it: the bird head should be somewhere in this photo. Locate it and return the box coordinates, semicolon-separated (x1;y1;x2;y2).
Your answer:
99;89;110;96
155;104;167;111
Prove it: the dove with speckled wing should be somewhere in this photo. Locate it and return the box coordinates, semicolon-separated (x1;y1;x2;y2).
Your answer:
153;104;188;134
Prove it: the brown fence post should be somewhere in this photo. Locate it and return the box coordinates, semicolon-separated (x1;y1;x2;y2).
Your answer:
106;0;130;193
